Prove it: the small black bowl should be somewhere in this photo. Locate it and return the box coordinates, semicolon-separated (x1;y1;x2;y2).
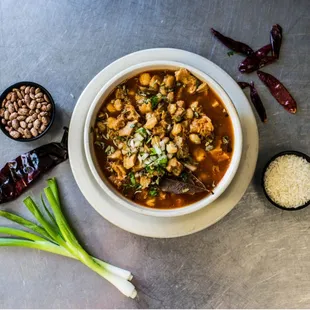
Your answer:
0;81;55;142
262;150;310;211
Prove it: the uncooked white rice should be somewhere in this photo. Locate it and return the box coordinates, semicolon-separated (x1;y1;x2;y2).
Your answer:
264;154;310;208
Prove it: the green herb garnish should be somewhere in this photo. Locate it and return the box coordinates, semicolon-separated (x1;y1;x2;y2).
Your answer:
129;172;137;186
135;127;148;137
149;148;157;156
151;96;159;110
227;51;235;57
149;187;159;197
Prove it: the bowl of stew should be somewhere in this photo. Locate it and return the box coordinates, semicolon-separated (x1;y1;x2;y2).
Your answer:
84;61;242;217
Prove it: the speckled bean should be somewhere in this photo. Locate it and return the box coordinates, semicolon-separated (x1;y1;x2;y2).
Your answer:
30;128;38;137
9;112;18;120
9;131;20;139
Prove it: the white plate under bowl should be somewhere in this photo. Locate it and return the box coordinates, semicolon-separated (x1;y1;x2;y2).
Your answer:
69;48;258;238
84;60;243;217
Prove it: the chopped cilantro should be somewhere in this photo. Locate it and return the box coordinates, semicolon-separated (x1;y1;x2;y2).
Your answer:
136;127;148;137
227;51;235;57
151;96;159;110
149;187;159;197
150;148;157;156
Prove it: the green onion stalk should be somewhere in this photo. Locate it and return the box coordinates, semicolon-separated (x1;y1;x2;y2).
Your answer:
0;178;137;298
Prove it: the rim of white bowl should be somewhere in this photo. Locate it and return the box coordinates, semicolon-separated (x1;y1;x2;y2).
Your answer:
84;60;243;217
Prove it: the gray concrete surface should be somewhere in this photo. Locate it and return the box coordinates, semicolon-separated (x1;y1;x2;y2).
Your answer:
0;0;309;308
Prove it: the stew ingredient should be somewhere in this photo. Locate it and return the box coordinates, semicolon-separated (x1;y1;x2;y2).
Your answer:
0;178;136;298
0;127;68;204
238;82;267;123
270;24;283;59
257;70;297;114
211;28;254;56
0;85;53;139
264;155;310;208
238;44;277;73
94;69;233;209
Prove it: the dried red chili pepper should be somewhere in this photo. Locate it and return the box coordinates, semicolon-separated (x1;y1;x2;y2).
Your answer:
0;127;68;204
237;82;250;89
211;28;254;56
238;81;267;123
257;70;297;114
270;24;282;59
249;82;267;123
239;44;277;73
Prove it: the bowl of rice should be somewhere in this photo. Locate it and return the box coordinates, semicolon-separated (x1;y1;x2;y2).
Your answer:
262;151;310;211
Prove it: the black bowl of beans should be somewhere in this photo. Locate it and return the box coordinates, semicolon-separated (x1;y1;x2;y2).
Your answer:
0;81;55;141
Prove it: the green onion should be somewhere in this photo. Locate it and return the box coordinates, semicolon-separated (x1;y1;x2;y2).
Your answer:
0;178;136;298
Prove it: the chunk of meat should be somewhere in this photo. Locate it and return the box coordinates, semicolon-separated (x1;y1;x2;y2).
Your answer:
139;102;152;114
160;86;167;95
174;136;189;159
190;116;214;136
175;68;197;93
107;117;125;130
109;175;123;188
176;100;185;108
108;149;123;160
166;157;183;176
166;141;178;154
196;82;209;94
209;148;230;162
135;94;145;104
123;154;137;169
111;163;127;179
167;92;174;102
124;104;140;121
152;125;166;138
168;103;177;115
172;107;185;122
144;113;158;130
193;148;207;162
164;75;175;88
132;162;144;172
146;198;156;207
151;136;160;146
185;108;194;119
119;120;137;136
175;68;192;84
171;123;182;136
140;175;151;189
189;134;201;144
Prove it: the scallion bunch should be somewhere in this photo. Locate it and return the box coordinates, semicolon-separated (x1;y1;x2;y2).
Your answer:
0;178;137;298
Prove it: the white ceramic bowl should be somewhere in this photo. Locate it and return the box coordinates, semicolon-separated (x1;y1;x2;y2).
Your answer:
84;61;243;217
